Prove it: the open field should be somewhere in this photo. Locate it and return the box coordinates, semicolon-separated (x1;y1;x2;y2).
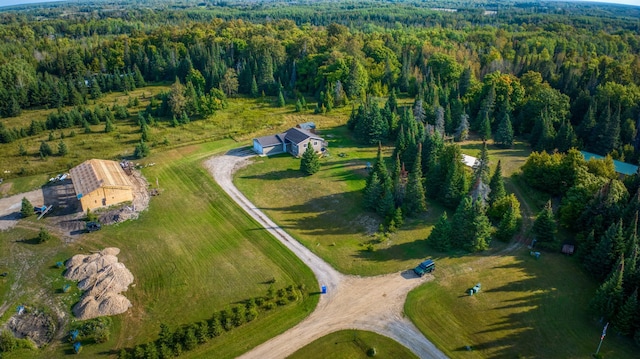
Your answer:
235;125;447;275
0;140;318;358
287;330;419;359
405;249;637;358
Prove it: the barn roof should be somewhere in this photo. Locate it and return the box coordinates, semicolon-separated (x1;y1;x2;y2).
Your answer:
70;159;133;196
284;127;323;145
580;151;639;176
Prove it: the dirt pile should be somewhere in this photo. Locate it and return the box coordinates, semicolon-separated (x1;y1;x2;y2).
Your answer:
64;247;134;320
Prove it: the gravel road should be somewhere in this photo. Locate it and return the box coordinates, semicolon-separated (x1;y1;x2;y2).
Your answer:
204;148;448;359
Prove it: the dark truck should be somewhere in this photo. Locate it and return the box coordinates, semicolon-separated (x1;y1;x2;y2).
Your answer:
413;259;435;277
86;221;102;232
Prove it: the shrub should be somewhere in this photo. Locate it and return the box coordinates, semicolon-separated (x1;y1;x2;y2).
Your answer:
21;197;33;218
367;347;377;357
37;227;53;243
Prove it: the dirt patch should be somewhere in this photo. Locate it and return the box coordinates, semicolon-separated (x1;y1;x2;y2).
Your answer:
0;182;12;197
64;247;134;320
5;308;55;347
96;169;150;226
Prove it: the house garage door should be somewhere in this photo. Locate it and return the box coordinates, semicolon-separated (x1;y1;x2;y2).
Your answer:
263;145;283;156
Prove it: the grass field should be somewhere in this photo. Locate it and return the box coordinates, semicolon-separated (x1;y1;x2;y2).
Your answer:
405;249;637;358
0;140;318;358
287;330;419;359
235;125;447;275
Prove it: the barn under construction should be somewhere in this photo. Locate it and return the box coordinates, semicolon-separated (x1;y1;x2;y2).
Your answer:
69;159;134;212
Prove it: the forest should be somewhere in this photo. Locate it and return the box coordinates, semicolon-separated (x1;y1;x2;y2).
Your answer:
1;0;640;355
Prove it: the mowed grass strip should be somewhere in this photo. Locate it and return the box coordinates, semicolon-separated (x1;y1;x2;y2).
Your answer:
405;251;637;359
0;140;318;358
287;330;419;359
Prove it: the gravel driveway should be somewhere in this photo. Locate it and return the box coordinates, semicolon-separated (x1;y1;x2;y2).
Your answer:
204;149;448;359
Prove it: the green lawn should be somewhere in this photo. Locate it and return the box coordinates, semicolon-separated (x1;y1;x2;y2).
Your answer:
235;125;445;275
405;249;637;359
287;330;419;359
0;140;318;358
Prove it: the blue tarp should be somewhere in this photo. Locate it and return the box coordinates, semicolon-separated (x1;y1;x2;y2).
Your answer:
580;151;639;176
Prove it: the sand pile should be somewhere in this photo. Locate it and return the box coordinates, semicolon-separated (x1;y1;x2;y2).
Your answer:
64;247;134;320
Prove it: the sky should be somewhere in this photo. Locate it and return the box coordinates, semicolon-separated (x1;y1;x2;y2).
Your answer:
0;0;639;8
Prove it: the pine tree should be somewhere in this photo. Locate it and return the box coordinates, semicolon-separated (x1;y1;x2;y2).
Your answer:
473;142;491;184
488;160;506;206
141;124;150;142
470;200;492;252
450;196;474;249
21;197;33;218
434;106;445;136
377;183;395;219
300;143;320;175
18;143;27;156
478;111;491;141
363;171;383;211
555;118;577;152
589;258;624;321
495;195;521;242
105;118;114;133
494;112;514;148
295;98;303;112
57;141;67;156
613;288;638;336
428;212;451;251
402;144;427;216
134;140;150;159
250;76;259;98
455;113;470;142
532;200;556;249
39;141;52;158
276;89;285;107
585;230;615;281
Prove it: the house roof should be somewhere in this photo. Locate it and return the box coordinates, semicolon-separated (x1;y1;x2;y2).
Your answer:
255;134;286;148
69;159;133;196
284;127;323;145
580;151;639;176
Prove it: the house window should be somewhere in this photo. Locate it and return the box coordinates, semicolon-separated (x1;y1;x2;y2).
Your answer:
314;141;317;145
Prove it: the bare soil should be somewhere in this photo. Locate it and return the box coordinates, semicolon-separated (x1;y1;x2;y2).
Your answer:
5;309;55;347
205;149;448;359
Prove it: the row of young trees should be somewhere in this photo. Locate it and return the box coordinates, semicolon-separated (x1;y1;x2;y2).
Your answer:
118;284;306;359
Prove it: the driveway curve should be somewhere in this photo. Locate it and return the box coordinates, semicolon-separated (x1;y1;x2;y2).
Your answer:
204;148;448;359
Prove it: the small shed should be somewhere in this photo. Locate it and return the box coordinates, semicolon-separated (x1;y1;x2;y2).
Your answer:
561;244;575;255
69;159;134;212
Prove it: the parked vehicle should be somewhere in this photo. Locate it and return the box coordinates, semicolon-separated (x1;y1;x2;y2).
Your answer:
413;259;435;277
86;222;101;232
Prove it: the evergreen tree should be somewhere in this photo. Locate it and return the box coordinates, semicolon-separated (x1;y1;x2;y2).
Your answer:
428;212;451;251
377;182;395;220
134;140;150;159
613;288;638;336
276;89;285;107
363;171;383;211
494;112;514;148
21;197;33;218
105;118;114;133
473;142;491;184
141;124;150;142
555;118;577;153
495;195;521;242
469;200;492;251
402;144;427;216
589;258;624;321
488;160;506;206
532;200;556;249
18;143;27;156
434;106;445;136
455;112;470;142
413;99;425;123
250;76;259;98
386;88;397;113
478;111;491;141
300;143;320;175
39;141;52;158
585;230;615;280
295;98;303;112
450;196;474;249
57;141;67;156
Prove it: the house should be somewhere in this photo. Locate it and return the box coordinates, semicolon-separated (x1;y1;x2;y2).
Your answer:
69;159;134;211
253;127;326;157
